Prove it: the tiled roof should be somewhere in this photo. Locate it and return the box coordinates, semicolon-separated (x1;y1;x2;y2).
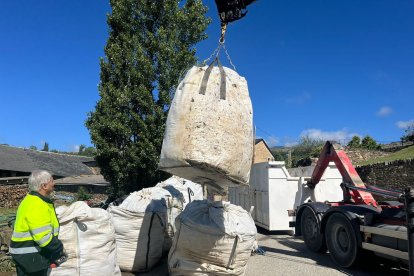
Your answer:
55;174;109;186
0;145;94;177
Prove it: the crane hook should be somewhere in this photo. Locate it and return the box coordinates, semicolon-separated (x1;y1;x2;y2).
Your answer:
219;23;227;44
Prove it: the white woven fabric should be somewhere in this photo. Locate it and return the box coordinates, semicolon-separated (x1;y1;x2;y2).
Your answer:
50;201;121;276
159;65;254;190
168;200;257;276
108;205;165;272
156;176;204;252
156;176;203;209
108;187;170;272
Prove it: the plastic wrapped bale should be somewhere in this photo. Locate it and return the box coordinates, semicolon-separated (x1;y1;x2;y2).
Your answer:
168;200;257;276
108;187;169;272
50;202;121;276
158;64;254;192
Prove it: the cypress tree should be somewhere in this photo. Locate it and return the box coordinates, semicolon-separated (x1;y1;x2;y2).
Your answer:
86;0;210;200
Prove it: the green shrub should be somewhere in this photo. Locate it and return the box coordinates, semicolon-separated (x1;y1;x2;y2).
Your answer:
76;186;92;201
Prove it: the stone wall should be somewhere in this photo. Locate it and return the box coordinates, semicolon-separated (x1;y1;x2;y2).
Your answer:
0;185;28;208
356;159;414;192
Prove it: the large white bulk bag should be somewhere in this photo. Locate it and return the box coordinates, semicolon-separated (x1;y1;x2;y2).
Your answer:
182;178;204;203
168;200;257;276
108;187;169;272
50;202;121;276
119;187;171;213
156;176;204;209
155;176;202;251
158;64;254;191
108;205;165;272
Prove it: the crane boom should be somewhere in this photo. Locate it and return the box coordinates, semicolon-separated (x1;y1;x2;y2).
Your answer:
307;141;378;207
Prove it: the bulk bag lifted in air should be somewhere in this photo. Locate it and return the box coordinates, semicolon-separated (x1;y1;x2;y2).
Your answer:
158;61;254;192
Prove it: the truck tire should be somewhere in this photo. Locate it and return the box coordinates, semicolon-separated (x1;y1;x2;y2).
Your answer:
325;213;360;268
301;207;326;253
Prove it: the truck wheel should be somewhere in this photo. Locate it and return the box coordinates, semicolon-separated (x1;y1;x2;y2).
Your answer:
301;207;326;253
325;213;360;268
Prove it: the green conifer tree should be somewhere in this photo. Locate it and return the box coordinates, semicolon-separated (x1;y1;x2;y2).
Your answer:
42;142;49;152
361;135;379;150
347;136;361;148
86;0;210;200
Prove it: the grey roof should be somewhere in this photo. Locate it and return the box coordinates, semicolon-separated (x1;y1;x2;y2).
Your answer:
55;175;109;186
0;145;94;177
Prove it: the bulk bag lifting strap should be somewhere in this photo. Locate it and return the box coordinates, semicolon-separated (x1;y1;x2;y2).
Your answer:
199;57;227;100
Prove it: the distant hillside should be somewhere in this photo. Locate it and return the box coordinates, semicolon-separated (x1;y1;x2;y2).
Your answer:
357;145;414;166
271;144;414;167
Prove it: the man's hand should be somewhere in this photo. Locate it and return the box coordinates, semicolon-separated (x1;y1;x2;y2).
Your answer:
50;251;68;268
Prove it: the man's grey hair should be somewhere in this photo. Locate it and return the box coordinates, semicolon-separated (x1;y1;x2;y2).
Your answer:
28;170;52;192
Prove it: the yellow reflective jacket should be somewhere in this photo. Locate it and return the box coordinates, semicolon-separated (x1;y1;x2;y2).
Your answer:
10;191;63;272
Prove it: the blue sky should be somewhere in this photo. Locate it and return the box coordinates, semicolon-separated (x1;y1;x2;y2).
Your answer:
1;0;413;151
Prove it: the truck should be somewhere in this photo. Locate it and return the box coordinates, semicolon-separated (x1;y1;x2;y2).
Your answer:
230;141;413;272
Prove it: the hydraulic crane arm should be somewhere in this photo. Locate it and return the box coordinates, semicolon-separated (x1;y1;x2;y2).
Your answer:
214;0;257;24
307;141;378;207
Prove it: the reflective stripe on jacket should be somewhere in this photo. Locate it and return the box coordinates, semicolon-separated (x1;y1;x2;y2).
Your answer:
10;191;63;273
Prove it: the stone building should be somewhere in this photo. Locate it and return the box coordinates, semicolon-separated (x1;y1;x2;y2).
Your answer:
253;138;274;163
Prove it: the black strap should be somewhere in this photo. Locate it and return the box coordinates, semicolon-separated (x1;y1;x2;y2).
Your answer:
226;235;239;270
187;188;194;203
145;212;163;271
199;58;227;100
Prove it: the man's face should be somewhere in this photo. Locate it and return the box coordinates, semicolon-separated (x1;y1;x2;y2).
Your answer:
42;177;55;196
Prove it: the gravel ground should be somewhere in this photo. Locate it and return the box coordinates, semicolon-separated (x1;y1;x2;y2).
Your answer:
247;229;408;276
1;226;408;276
122;228;409;276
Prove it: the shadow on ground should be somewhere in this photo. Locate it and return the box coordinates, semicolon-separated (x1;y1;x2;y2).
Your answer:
255;226;408;276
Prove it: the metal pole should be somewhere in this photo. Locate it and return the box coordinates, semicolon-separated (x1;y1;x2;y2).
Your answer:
405;187;414;275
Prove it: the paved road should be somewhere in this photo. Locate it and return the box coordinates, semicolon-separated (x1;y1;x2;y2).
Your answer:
123;228;409;276
246;228;408;276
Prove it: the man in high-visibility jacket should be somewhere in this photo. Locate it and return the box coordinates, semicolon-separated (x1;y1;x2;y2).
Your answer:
10;170;66;276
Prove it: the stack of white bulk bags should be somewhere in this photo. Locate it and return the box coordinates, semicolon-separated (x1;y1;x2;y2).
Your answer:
158;64;254;192
156;176;204;209
168;200;257;276
108;187;169;272
50;202;121;276
155;176;204;251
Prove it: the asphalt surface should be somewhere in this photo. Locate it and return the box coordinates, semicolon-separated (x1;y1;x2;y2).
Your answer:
122;227;409;276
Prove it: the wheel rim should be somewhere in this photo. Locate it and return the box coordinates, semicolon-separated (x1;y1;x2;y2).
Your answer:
333;225;351;255
304;213;318;241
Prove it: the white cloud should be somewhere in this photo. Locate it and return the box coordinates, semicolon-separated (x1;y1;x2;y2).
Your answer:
285;91;311;105
376;106;392;117
71;145;80;153
299;128;360;144
266;136;279;147
396;120;414;129
284;141;298;147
